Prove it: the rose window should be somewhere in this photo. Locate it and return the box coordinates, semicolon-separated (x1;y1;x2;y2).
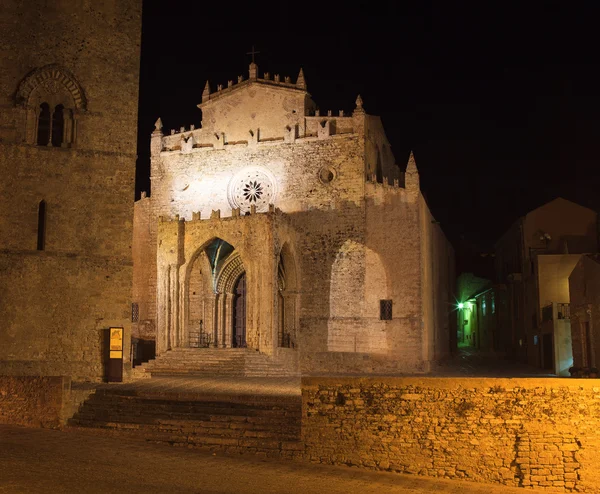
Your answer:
243;180;263;203
228;167;277;213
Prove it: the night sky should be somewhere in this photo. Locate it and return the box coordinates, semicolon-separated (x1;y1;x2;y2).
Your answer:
136;2;599;270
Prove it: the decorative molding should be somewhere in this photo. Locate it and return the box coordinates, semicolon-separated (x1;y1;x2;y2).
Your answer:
215;253;245;293
15;64;87;110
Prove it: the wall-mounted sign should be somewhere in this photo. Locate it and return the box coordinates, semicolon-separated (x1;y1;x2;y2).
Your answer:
105;327;124;382
109;327;123;359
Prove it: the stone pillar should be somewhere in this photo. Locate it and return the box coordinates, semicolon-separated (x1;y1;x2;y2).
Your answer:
212;293;221;348
224;293;234;348
62;108;72;147
169;264;179;350
179;268;188;348
156;265;170;355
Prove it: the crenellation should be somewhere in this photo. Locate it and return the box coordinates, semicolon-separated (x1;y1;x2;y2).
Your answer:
210;209;220;219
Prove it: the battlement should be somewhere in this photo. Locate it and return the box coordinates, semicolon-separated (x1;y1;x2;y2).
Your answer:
158;204;281;224
156;122;361;155
200;64;307;106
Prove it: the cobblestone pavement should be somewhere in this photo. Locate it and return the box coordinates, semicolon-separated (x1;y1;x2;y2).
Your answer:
0;425;525;494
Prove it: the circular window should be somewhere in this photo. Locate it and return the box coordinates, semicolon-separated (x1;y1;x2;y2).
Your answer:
318;166;336;184
227;166;277;213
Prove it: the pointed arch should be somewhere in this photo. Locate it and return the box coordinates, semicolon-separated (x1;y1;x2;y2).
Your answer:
216;253;245;293
277;242;299;348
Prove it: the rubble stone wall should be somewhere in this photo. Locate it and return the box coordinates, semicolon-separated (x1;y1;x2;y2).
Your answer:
302;377;600;492
0;376;68;428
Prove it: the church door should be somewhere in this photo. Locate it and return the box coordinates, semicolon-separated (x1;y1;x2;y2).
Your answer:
232;273;246;347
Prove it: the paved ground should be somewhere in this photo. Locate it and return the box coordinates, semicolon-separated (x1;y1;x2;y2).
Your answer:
77;375;301;400
0;425;525;494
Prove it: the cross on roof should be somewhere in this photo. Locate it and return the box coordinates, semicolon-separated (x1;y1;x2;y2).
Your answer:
246;45;260;64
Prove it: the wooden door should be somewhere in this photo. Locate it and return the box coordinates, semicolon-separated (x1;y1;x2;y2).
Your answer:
233;273;246;347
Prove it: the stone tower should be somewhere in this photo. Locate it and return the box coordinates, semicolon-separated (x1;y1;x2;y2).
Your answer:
0;1;142;380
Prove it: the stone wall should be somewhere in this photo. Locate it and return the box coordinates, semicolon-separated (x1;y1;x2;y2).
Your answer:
0;0;141;381
302;377;600;492
0;376;69;428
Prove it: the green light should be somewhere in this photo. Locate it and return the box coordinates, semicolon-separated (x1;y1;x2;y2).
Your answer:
458;302;464;309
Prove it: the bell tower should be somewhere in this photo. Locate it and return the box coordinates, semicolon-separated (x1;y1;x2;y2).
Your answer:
0;0;143;380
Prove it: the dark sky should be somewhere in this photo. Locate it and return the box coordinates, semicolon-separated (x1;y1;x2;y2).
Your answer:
136;1;599;261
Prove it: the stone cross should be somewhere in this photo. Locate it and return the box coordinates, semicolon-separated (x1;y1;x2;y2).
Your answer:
246;45;260;63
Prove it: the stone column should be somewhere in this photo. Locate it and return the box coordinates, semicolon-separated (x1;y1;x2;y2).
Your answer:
156;265;170;356
224;293;234;348
169;264;179;350
62;108;72;147
212;293;221;348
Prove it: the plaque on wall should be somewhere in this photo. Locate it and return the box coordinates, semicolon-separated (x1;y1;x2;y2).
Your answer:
105;327;124;382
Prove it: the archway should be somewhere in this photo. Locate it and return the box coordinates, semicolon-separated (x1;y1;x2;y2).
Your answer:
181;237;244;350
277;243;299;348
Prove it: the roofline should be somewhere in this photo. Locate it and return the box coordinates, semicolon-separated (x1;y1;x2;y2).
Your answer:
198;78;310;109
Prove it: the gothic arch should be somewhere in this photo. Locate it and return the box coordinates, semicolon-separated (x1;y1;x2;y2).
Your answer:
16;64;87;110
216;253;245;293
277;242;299;348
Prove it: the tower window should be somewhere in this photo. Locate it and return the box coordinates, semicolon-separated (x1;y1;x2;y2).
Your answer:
131;303;139;323
37;103;51;146
380;300;393;320
51;104;65;147
37;200;46;251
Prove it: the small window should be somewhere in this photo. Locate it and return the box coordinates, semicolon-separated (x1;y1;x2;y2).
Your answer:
51;104;64;147
37;200;46;251
491;293;496;314
37;103;51;146
131;303;139;323
380;300;392;320
482;297;486;316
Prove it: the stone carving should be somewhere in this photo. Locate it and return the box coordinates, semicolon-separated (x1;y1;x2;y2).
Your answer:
227;166;277;213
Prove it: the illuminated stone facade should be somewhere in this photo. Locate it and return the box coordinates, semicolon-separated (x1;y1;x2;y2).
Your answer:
134;63;455;374
0;1;142;380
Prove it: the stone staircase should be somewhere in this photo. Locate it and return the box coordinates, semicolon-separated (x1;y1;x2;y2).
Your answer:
131;348;298;378
67;384;303;458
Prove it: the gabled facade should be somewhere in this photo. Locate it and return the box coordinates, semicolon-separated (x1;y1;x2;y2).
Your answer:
133;62;456;374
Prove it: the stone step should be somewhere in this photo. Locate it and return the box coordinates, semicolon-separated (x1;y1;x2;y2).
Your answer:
132;348;298;379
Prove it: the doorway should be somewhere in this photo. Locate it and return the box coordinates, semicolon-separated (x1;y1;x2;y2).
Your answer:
232;273;246;347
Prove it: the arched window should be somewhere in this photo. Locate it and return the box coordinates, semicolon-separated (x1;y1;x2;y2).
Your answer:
16;65;87;147
37;200;46;251
37;103;51;146
51;104;64;147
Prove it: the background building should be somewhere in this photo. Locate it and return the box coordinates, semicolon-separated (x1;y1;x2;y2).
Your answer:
569;254;600;374
494;198;597;373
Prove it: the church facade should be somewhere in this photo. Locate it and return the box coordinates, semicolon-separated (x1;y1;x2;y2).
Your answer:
133;62;456;374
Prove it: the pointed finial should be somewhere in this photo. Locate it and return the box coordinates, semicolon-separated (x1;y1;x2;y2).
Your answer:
406;150;418;172
154;117;163;132
296;68;306;89
353;94;365;118
405;150;420;195
202;81;211;103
